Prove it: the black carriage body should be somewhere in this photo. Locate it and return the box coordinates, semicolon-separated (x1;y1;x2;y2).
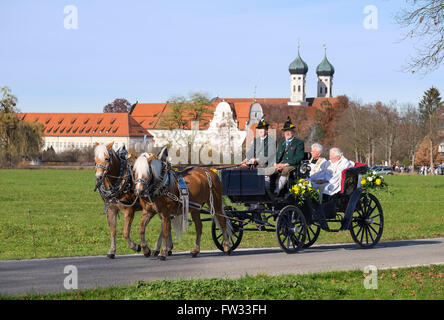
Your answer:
222;168;273;204
212;163;383;253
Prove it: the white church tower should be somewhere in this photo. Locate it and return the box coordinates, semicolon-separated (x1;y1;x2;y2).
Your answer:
288;47;309;106
316;46;335;98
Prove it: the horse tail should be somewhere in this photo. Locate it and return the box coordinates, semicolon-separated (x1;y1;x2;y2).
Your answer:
171;202;188;239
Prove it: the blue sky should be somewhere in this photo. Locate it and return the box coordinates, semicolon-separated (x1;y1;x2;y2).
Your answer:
1;0;442;113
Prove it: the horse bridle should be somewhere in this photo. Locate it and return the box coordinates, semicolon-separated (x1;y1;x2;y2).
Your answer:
94;155;111;192
135;156;174;202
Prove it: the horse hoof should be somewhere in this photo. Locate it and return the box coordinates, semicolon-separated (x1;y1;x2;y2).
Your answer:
152;250;160;257
168;251;172;256
143;249;151;258
224;250;232;256
191;252;199;258
107;254;115;259
136;245;141;252
158;255;166;261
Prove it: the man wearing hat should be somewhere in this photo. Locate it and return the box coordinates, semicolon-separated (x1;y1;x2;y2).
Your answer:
273;117;305;194
242;117;276;168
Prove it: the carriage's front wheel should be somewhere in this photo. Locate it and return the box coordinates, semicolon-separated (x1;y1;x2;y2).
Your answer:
303;222;321;249
211;216;244;252
276;205;307;253
350;192;384;248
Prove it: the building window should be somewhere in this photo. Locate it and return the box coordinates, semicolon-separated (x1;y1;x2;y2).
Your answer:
293;85;296;92
298;85;301;92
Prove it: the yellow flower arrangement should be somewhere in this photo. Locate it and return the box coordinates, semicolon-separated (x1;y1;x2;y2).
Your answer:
290;178;320;206
361;170;387;192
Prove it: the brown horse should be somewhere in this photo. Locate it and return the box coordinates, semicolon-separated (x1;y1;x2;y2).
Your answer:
133;148;232;260
94;142;172;258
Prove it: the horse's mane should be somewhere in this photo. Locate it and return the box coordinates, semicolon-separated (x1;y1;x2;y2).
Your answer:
94;144;109;161
134;153;151;179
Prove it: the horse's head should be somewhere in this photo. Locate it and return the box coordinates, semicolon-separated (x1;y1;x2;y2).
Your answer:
133;147;167;197
94;141;114;183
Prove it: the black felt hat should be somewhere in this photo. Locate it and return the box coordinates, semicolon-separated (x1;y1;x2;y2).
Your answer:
282;117;296;131
256;117;269;129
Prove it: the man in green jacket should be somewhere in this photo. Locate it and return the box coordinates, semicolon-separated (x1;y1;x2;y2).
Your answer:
273;117;305;194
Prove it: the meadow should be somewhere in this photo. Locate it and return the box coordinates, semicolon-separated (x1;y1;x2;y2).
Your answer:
0;170;443;260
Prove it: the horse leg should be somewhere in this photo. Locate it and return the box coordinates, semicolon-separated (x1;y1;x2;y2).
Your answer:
158;216;171;261
190;209;202;257
153;222;174;256
122;207;140;252
140;208;156;257
106;206;118;259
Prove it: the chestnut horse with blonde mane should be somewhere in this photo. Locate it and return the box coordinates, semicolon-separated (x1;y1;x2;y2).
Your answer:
94;142;172;259
133;147;232;260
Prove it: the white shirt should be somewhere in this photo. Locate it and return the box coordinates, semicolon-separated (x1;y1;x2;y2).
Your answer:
314;156;354;195
309;157;327;179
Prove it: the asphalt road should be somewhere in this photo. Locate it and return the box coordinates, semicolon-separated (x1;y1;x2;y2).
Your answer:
1;238;444;296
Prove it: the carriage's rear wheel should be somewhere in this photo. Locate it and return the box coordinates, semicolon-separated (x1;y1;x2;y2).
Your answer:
211;216;244;252
276;205;307;253
350;192;384;248
303;223;321;248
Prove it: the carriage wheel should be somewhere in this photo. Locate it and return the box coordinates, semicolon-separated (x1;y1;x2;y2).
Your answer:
349;192;384;248
276;205;307;254
303;222;321;249
211;217;244;252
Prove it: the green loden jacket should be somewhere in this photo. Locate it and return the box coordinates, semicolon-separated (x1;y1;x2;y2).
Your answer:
276;137;305;167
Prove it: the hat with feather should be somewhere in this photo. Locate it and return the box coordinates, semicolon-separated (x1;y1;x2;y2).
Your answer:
282;117;296;131
256;117;269;129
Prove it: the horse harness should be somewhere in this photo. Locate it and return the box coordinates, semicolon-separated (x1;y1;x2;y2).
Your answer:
95;148;136;207
134;156;215;216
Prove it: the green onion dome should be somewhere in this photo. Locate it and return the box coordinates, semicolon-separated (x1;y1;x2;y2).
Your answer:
289;50;308;75
316;53;335;76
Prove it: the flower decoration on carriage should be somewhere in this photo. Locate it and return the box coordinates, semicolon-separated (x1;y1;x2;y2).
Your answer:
360;170;388;191
289;178;320;206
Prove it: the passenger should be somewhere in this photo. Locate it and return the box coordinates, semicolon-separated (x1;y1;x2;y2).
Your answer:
273;117;304;195
242;117;276;168
308;143;327;179
312;147;354;197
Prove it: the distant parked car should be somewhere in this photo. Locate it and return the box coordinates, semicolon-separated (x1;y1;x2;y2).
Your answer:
434;165;443;175
372;166;393;175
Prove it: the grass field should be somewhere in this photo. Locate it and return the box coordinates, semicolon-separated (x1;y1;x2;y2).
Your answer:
3;265;443;300
0;169;443;260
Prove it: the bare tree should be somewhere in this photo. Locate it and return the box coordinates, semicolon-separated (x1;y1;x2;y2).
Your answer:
398;104;425;170
396;0;444;74
103;98;132;113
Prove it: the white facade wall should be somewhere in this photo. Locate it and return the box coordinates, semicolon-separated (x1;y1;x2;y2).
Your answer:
317;75;333;97
43;136;150;153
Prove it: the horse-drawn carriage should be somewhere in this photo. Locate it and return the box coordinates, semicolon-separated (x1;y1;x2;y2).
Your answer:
94;142;384;259
210;155;384;254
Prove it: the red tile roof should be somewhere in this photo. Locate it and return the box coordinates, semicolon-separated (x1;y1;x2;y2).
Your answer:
18;113;150;137
129;97;340;132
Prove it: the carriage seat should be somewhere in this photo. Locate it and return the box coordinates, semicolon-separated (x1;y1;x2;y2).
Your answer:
339;163;368;195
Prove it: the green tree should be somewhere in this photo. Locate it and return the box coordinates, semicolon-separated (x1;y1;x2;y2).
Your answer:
418;87;443;172
0;87;18;113
159;96;189;129
186;92;214;126
159;92;214;129
0;87;44;167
